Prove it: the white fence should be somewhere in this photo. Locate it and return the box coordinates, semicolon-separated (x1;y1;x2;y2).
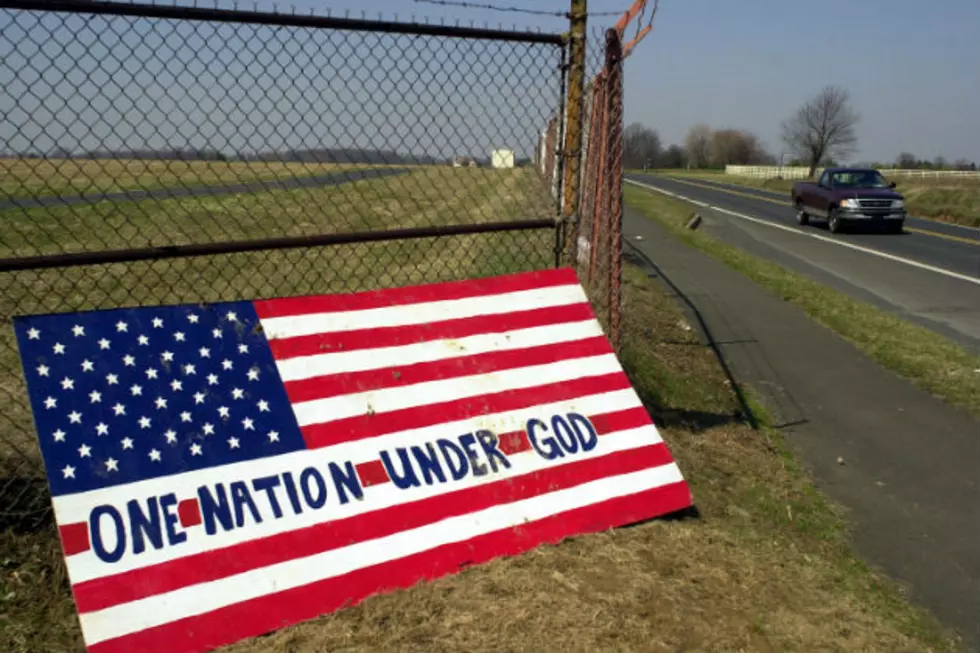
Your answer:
724;165;980;180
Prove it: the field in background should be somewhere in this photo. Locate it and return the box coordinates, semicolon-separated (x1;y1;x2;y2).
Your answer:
651;169;980;228
0;158;399;201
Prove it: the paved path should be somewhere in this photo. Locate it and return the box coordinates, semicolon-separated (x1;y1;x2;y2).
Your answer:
624;207;980;651
627;175;980;354
0;167;409;211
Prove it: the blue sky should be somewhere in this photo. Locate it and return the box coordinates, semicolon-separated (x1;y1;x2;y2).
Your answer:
295;0;980;164
2;0;977;163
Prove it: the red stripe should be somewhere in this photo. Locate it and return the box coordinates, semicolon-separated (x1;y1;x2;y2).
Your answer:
284;336;613;403
254;268;579;319
498;429;531;455
355;460;390;487
60;522;90;556
72;444;674;614
87;480;691;653
301;372;634;449
269;302;595;361
178;499;202;528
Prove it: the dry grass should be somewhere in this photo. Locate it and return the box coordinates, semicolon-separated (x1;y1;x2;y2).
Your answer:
653;169;980;227
0;158;377;201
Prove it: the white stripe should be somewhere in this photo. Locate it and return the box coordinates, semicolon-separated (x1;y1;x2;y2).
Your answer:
57;388;649;583
625;179;980;286
291;353;622;426
274;319;605;382
261;284;589;340
79;462;683;644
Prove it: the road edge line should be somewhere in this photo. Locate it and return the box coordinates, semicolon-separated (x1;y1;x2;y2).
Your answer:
625;179;980;287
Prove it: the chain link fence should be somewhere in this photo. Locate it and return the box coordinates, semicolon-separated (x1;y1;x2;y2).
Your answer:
0;0;568;531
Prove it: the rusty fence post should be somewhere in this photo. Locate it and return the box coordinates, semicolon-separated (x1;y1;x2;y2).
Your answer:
603;28;624;350
560;0;587;267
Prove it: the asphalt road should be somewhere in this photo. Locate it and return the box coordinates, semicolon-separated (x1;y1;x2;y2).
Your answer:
624;210;980;651
627;173;980;353
0;167;410;211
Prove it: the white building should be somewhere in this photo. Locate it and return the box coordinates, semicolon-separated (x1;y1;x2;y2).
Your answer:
491;149;515;169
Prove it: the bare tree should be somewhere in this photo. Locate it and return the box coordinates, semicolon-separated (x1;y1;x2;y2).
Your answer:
623;123;662;169
684;124;712;168
660;144;686;168
709;129;771;166
895;152;917;169
933;155;948;170
780;86;858;177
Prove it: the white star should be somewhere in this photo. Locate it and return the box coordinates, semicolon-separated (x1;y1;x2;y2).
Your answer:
183;364;196;375
199;347;211;358
207;374;219;386
180;411;192;423
161;351;175;363
212;328;223;339
188;314;200;324
171;379;183;391
43;396;57;410
154;396;167;409
72;324;85;337
222;359;233;371
121;437;134;450
242;417;254;431
62;465;75;478
95;423;108;436
238;344;249;354
60;377;74;390
52;429;66;442
164;429;177;444
105;457;119;472
53;342;66;355
203;423;215;435
36;364;49;377
193;391;206;405
77;443;91;458
228;437;241;449
231;388;244;400
112;403;125;416
137;335;149;346
98;338;111;350
152;317;164;329
81;360;94;372
116;321;128;333
130;384;143;396
123;355;135;367
247;368;260;381
148;448;162;461
257;399;270;412
174;332;186;342
217;406;230;418
89;390;102;403
226;311;238;322
27;328;40;340
145;368;158;380
267;430;280;443
68;411;82;424
106;373;119;385
190;443;203;456
138;416;151;429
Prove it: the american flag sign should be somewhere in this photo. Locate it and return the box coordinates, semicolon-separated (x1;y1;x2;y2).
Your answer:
15;268;692;653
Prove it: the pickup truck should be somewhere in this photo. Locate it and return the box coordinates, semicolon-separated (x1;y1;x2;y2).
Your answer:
791;167;906;234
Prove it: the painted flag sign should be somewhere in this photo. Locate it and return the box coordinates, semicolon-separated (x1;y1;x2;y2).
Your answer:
14;268;692;653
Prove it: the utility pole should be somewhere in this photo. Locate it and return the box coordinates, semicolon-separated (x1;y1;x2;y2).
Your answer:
560;0;587;266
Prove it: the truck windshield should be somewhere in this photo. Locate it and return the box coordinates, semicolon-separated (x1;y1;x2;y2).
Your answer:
831;171;889;189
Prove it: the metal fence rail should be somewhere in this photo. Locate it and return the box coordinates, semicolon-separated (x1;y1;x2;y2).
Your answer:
0;0;569;528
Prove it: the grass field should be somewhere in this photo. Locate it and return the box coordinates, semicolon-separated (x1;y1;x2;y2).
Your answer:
0;158;378;201
652;169;980;228
625;184;980;417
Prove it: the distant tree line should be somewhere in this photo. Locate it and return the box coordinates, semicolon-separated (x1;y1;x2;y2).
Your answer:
624;122;775;170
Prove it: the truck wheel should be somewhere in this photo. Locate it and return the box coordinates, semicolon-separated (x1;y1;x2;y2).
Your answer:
828;208;843;234
795;201;809;226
